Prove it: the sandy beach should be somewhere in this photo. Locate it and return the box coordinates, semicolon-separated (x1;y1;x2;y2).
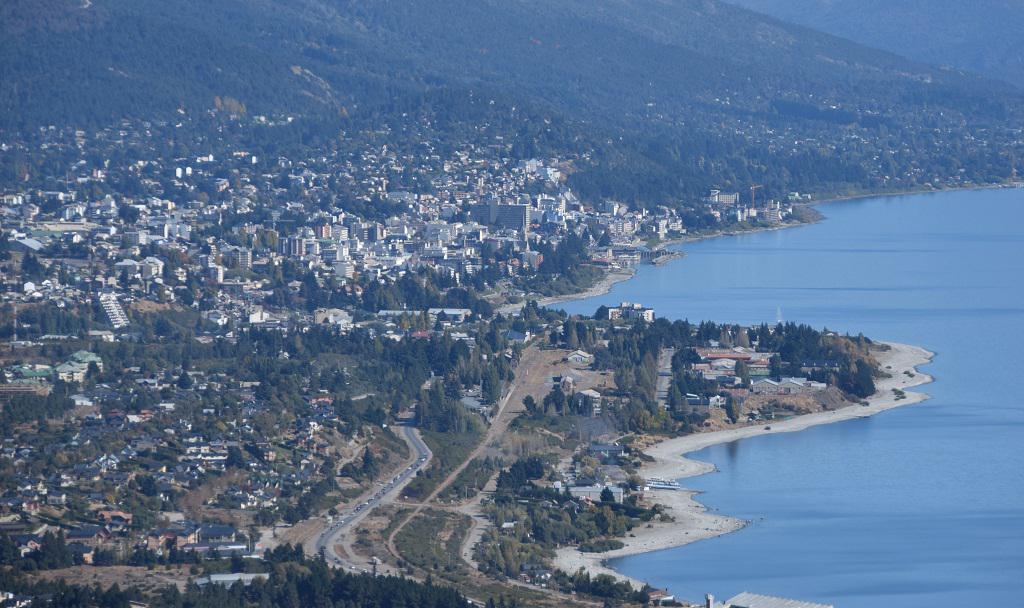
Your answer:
554;341;935;589
497;267;637;315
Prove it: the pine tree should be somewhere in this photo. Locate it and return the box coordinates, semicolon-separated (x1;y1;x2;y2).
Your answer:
361;448;378;481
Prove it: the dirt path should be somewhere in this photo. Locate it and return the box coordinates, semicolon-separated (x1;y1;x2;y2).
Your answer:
377;344;610;607
386;344;558;561
447;346;605;573
454;468;499;569
386;384;516;559
655;347;674;409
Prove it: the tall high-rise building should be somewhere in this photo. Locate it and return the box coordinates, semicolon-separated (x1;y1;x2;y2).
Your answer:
471;202;529;232
223;248;252;270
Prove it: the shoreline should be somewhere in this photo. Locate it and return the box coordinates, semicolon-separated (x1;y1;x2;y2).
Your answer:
504;183;1007;316
535;185;982;591
806;182;1004;210
504;219;810;315
497;266;638;315
553;341;935;592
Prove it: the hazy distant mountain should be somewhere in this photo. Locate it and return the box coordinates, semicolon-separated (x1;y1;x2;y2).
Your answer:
2;0;1021;202
727;0;1024;89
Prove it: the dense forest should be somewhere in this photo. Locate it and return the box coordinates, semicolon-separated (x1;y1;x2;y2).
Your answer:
0;546;472;608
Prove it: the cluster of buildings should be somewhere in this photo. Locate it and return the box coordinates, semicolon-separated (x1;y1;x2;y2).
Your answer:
704;189;795;224
555;442;635;506
690;345;825;396
0;344;360;558
601;302;657;322
692;346;775;385
0;112;802;583
3;517;247;565
0;114;799;351
1;350;102;398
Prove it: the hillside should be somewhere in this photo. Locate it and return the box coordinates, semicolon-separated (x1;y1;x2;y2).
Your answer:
2;0;1022;203
727;0;1024;89
0;0;395;126
6;0;1016;125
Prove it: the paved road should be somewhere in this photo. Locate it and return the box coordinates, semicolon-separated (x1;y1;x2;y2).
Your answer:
385;370;528;560
313;424;432;573
386;344;557;562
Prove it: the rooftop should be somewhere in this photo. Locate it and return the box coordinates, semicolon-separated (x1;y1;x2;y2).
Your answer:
724;592;834;608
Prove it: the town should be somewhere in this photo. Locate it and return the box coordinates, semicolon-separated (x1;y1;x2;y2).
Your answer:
3;0;1020;605
0;113;863;608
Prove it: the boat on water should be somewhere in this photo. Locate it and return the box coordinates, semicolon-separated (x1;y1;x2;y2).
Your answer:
646;477;682;490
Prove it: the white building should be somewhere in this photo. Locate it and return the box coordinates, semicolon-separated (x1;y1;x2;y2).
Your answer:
721;592;833;608
751;377;827;396
569;484;623;503
567;350;595;365
313;308;353;330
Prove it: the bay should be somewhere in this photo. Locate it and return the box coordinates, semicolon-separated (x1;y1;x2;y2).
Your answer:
559;188;1024;607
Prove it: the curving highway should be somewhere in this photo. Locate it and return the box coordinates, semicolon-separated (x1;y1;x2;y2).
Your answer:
314;424;432;574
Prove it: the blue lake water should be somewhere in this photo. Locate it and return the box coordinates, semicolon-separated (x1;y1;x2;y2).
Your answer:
560;188;1024;607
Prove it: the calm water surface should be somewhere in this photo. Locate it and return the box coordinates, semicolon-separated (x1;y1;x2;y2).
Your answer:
560;189;1024;607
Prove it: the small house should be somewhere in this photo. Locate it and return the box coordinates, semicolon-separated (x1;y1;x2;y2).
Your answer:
567;350;595;365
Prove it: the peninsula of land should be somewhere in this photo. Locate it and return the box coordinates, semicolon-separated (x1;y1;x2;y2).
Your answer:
553;341;935;589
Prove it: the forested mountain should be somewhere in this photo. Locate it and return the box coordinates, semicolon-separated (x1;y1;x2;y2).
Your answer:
0;0;396;127
5;0;1018;127
727;0;1024;89
3;0;1022;203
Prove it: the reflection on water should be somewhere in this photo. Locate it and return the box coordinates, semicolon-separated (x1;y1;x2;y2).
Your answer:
724;440;739;464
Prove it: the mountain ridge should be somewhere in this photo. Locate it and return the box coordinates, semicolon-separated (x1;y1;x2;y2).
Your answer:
2;0;1021;205
3;0;1018;127
726;0;1024;89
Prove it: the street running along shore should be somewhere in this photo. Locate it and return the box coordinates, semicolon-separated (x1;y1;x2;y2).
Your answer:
553;341;935;592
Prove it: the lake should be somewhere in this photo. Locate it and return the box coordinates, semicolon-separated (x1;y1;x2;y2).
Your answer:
559;188;1024;607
